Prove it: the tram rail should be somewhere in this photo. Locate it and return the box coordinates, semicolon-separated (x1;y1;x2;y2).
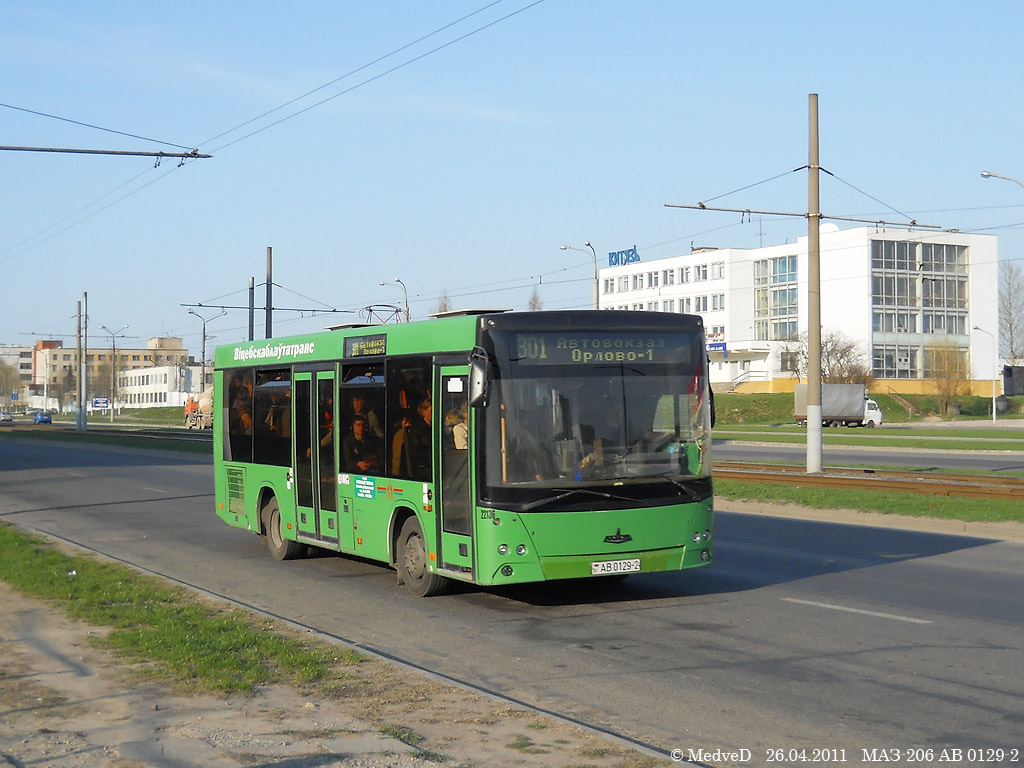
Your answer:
716;461;1024;501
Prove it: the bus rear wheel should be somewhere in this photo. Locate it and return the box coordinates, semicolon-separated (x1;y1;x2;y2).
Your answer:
262;498;303;561
398;517;449;597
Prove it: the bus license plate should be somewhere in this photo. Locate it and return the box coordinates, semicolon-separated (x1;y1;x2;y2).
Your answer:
591;558;641;576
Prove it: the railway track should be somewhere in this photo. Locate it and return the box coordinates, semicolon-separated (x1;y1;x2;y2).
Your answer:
716;461;1024;501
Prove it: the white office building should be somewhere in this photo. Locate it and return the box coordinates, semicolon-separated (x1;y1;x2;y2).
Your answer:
598;225;999;394
118;365;208;409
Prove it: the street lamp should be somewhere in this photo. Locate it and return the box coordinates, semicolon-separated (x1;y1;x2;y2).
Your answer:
188;308;227;393
980;171;1024;191
378;278;409;322
560;241;599;309
98;324;129;424
972;325;998;422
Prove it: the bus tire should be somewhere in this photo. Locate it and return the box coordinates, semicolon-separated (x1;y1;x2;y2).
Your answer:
262;497;303;562
397;517;449;597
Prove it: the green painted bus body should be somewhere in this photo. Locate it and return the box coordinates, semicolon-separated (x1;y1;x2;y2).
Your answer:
213;311;713;592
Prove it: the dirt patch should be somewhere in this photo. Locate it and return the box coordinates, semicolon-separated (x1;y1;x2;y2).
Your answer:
0;582;666;768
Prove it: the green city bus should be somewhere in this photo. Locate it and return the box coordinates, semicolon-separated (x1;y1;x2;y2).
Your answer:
213;310;713;596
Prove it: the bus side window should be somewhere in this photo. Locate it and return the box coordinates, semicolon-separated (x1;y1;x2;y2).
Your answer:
385;357;432;481
225;369;254;463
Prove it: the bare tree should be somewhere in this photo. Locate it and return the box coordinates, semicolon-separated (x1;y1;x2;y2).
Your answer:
436;291;452;315
0;360;19;404
999;259;1024;365
528;287;543;311
927;338;971;416
783;329;874;384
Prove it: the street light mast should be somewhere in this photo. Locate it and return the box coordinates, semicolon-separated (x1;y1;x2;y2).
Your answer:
98;324;129;424
973;325;998;422
560;242;599;309
188;308;227;393
379;278;410;322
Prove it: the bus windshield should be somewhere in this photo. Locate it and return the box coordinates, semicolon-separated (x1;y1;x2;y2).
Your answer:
480;326;711;508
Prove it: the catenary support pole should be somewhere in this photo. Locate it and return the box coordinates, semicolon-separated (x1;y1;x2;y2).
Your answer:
807;94;823;473
265;247;273;339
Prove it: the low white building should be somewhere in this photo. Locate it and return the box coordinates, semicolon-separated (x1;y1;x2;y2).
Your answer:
118;365;208;409
598;225;999;394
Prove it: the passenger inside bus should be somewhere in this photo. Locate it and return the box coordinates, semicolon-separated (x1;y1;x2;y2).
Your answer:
405;399;432;480
343;415;382;474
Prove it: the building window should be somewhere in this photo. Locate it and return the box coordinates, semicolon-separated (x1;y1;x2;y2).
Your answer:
754;255;798;341
662;299;675;312
647;271;659;289
603;278;615;294
694;296;708;312
680;297;691;313
693;264;708;282
632;274;644;290
679;267;690;284
663;270;675;286
618;276;629;292
870;239;969;378
711;261;725;280
712;293;725;311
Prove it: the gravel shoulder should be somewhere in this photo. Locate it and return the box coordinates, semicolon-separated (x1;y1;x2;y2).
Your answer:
0;581;662;768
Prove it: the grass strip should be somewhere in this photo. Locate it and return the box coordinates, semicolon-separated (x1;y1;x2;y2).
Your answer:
713;431;1024;452
716;479;1024;524
0;522;362;694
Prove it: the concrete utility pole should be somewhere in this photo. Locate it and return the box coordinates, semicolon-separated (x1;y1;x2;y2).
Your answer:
806;94;823;473
664;93;942;474
248;276;255;341
266;247;273;339
79;292;88;433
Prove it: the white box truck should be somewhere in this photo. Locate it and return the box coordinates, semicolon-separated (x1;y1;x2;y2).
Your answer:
794;383;883;428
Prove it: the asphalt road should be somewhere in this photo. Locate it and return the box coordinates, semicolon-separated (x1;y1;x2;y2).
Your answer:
714;437;1024;473
1;437;1022;765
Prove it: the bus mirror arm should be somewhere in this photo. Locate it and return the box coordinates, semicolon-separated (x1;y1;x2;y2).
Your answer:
469;347;491;408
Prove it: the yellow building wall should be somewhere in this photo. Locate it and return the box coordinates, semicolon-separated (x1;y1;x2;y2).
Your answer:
731;379;1003;397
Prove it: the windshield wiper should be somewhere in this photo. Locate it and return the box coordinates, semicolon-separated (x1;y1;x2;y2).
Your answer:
654;473;708;504
517;487;635;512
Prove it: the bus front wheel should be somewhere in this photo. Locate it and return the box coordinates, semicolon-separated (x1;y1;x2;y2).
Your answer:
262;498;303;561
398;517;449;597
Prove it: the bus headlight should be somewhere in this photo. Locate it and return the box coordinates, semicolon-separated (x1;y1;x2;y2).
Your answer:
498;544;508;555
692;532;702;543
516;544;527;556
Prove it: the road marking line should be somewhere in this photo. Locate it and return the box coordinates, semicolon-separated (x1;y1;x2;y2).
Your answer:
142;487;166;493
781;597;932;624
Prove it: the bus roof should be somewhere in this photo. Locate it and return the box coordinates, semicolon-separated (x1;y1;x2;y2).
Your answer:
214;310;705;370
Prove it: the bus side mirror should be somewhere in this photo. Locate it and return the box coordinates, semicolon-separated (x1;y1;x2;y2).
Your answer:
709;385;716;429
469;349;490;408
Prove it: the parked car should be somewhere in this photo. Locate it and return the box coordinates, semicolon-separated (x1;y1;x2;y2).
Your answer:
32;411;52;424
0;411;13;425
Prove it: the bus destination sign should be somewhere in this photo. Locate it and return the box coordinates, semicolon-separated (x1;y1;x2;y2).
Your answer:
345;334;387;358
514;332;687;365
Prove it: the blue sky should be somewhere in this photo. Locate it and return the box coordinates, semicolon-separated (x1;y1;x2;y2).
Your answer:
2;1;1022;355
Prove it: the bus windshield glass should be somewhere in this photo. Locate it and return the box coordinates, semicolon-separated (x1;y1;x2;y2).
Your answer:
480;326;711;508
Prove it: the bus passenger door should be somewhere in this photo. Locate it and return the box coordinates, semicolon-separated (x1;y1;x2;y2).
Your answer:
293;369;347;550
437;369;473;577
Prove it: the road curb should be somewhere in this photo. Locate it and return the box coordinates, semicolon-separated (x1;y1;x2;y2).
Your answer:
719;498;1024;542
